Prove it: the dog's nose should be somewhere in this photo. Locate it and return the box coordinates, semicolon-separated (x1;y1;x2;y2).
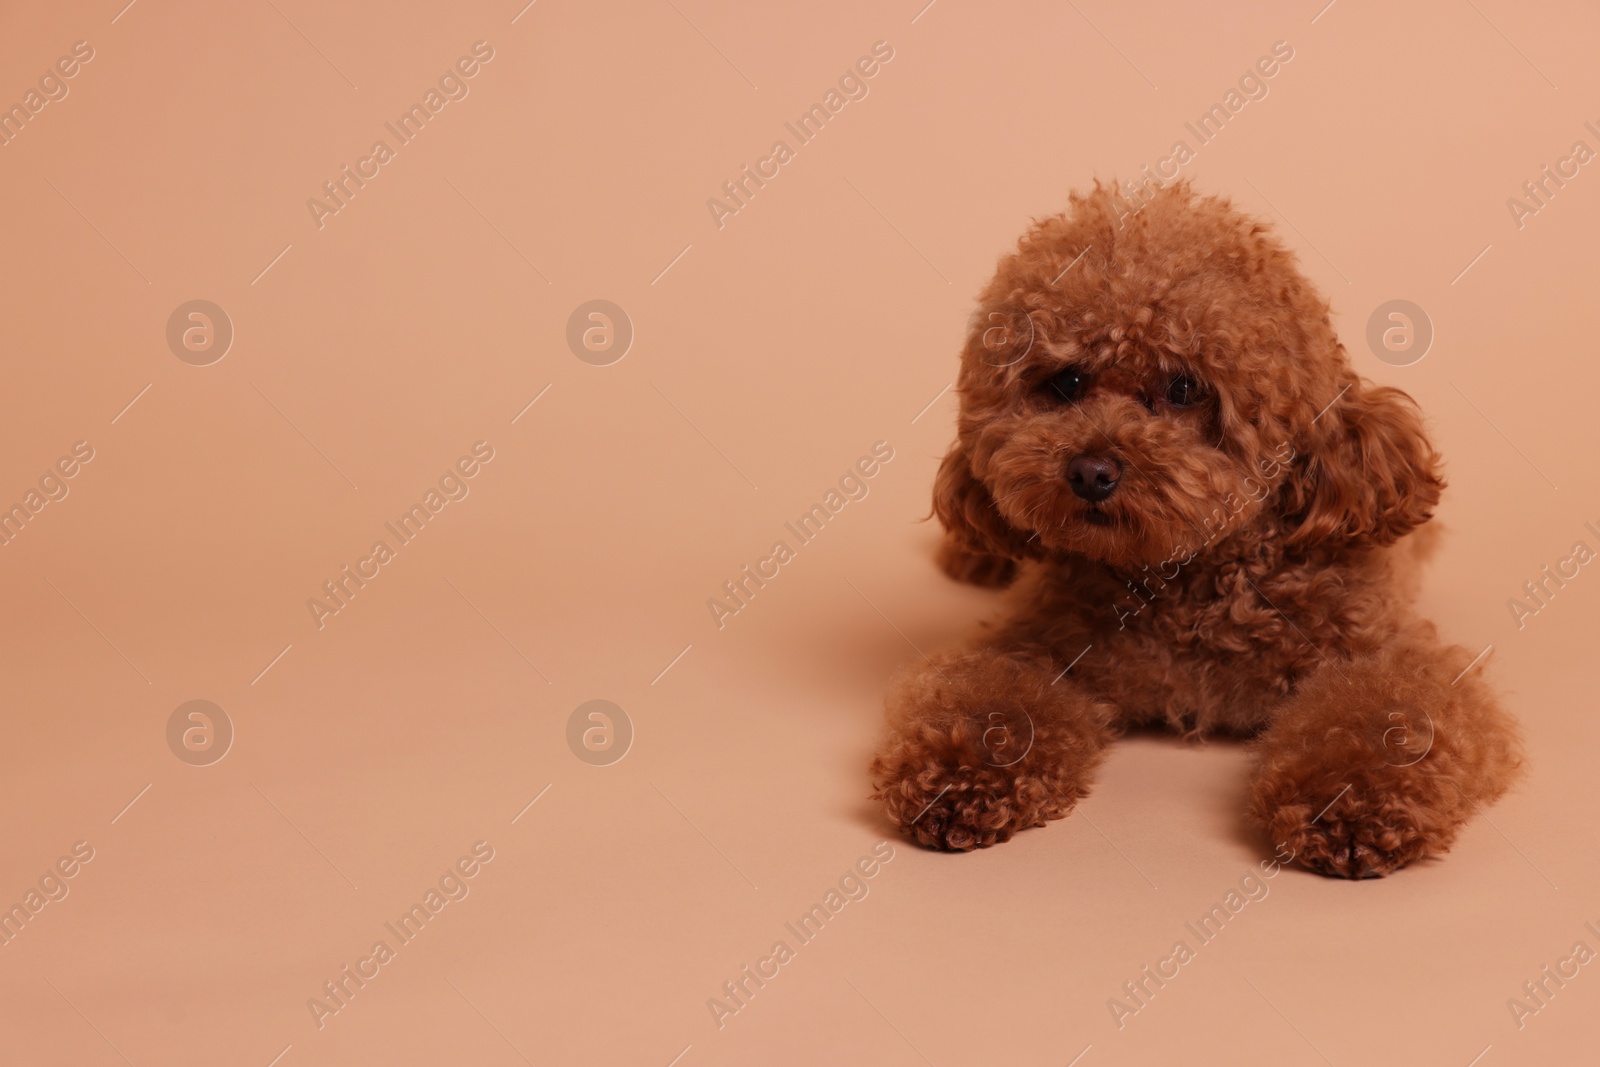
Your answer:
1068;454;1121;501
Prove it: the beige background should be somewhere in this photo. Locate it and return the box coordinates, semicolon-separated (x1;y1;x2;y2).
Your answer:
0;0;1597;1064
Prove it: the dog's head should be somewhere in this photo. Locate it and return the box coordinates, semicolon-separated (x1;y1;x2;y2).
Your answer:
936;181;1443;570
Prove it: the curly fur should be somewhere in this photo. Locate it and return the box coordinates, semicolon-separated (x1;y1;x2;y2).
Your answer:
871;181;1523;878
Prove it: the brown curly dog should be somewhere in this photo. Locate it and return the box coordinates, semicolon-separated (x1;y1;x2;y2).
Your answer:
870;180;1523;878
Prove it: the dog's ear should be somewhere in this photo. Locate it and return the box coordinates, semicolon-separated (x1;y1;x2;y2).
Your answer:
1283;381;1444;550
932;441;1037;560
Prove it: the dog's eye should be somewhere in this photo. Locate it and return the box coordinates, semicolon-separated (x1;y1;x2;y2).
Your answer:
1166;374;1204;408
1045;367;1086;402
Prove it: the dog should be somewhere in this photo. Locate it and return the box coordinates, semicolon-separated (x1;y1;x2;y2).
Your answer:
869;181;1523;878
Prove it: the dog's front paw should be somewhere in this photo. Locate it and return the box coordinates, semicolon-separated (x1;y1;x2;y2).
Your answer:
872;650;1113;851
872;708;1086;851
1258;788;1433;879
874;758;1063;851
1249;719;1473;879
1247;641;1525;878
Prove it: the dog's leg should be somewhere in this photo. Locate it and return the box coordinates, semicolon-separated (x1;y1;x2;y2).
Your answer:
1247;637;1523;878
871;646;1115;851
935;534;1018;588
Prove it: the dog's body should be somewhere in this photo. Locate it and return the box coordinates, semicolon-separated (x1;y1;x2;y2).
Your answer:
871;182;1522;878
